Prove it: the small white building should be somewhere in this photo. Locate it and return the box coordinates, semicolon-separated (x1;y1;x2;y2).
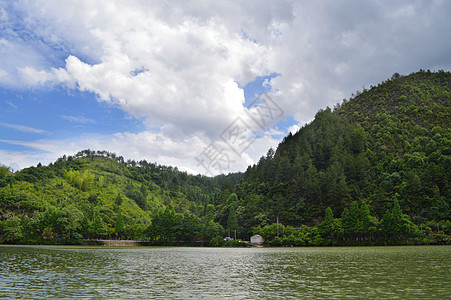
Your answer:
250;234;264;245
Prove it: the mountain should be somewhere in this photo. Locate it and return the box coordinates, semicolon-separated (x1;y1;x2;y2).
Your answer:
236;70;450;228
1;70;450;245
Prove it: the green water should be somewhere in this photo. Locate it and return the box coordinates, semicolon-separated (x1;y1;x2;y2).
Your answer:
0;245;449;299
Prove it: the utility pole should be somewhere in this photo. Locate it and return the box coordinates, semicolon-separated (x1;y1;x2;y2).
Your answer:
277;215;279;237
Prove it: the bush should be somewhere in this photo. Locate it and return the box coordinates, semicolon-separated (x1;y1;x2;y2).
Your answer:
223;240;246;247
209;236;224;247
2;216;23;243
268;236;283;246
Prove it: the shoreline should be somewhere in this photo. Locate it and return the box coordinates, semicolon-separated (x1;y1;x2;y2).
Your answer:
1;238;449;247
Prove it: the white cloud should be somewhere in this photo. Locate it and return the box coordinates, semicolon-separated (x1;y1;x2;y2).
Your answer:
1;0;451;173
0;149;49;172
0;122;47;134
0;127;281;175
60;115;95;124
0;68;7;79
288;124;300;135
5;100;17;109
265;0;451;124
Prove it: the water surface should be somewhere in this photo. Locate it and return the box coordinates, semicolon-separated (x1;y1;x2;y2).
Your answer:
0;245;449;299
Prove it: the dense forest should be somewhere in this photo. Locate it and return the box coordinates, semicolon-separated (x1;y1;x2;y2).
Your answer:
0;149;242;246
0;70;450;246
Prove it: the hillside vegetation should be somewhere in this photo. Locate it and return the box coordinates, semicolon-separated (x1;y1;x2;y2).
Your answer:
0;150;241;245
1;70;450;246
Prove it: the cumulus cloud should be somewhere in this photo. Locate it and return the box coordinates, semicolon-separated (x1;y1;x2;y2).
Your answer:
1;0;451;173
288;124;300;135
266;1;451;125
0;129;281;175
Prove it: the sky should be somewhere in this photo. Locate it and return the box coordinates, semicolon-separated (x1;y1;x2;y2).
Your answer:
1;0;451;175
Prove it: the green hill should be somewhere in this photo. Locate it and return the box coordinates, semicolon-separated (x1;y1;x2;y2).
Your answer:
0;149;241;244
1;70;450;245
341;71;450;217
236;70;450;234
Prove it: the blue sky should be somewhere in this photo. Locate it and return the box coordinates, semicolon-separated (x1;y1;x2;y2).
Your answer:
1;0;451;174
1;86;142;142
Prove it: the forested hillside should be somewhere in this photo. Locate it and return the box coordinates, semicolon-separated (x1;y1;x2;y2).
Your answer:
235;70;450;238
0;150;242;245
1;70;450;246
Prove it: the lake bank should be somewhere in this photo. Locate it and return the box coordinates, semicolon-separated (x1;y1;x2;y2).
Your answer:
1;233;450;247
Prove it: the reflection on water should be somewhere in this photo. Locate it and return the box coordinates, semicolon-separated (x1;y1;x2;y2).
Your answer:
0;245;450;298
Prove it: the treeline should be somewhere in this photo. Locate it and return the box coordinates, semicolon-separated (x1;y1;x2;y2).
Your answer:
0;205;232;246
0;182;241;246
144;203;243;246
254;199;451;246
1;187;449;246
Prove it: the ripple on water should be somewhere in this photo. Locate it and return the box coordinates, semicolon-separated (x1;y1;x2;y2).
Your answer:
0;245;450;298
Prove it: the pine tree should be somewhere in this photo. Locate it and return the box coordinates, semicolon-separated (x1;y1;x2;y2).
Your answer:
227;204;238;238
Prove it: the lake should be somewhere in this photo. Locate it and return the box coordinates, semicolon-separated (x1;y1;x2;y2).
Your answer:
0;245;449;299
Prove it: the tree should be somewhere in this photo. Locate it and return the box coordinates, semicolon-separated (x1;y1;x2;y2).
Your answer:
79;216;92;238
0;164;11;187
319;207;342;245
349;126;366;154
178;212;201;242
227;193;238;204
147;206;180;242
59;205;84;239
391;72;401;80
341;207;353;239
204;204;215;223
256;222;286;240
360;201;378;239
349;201;362;237
114;214;125;239
266;148;275;160
227;204;238;237
319;207;335;236
2;216;23;243
126;184;147;210
88;193;98;205
342;201;376;241
0;164;10;177
115;193;123;207
381;198;417;239
203;220;224;242
92;215;109;239
42;227;55;240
